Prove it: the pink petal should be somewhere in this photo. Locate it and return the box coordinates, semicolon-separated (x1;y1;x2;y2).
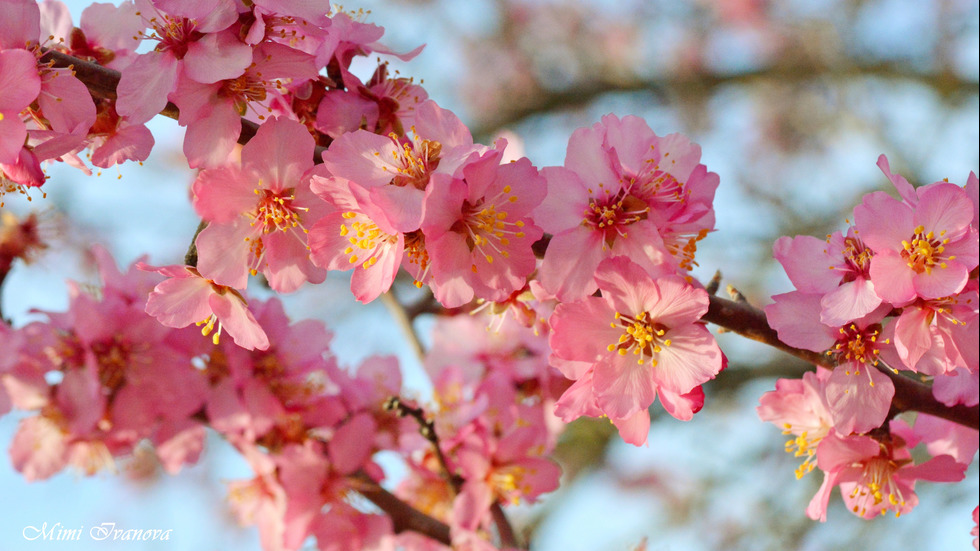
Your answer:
182;30;252;84
773;235;843;294
38;71;96;135
868;251;917;305
183;101;241;169
825;365;894;434
195;220;253;289
90;122;155;168
243;117;315;192
116;51;178;125
328;413;377;475
819;277;882;327
651;324;722;394
0;49;41;112
209;292;269;350
145;271;213;327
593;355;657;419
611;409;651;446
192;165;254;222
765;292;838;352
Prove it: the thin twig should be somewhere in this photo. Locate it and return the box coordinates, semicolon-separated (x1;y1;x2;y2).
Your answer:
384;396;525;549
383;396;462;492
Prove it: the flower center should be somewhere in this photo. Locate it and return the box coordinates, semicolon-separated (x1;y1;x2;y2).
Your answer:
607;311;670;365
403;230;430;287
841;235;874;278
456;185;525;270
901;225;952;274
583;189;649;248
829;323;884;366
387;137;441;190
339;211;397;269
849;453;911;517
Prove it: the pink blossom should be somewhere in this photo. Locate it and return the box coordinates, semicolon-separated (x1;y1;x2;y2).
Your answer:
757;370;835;479
535;115;686;301
421;149;546;308
142;263;270;351
766;292;895;433
307;175;405;303
773;228;882;326
807;430;967;521
115;0;243;125
549;257;722;439
855;178;978;305
172;42;317;168
315;62;429;139
880;286;978;375
192;116;327;293
319;99;480;234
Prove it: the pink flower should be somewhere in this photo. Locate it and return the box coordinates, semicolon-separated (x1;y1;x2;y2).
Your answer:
192;116;327;293
773;228;882;327
307;176;405;303
766;292;895;434
315;62;429;139
142;263;270;351
172;41;317;168
421;148;546;308
880;285;978;375
535;115;684;301
757;370;835;479
807;429;967;521
855;177;978;306
549;257;722;437
115;0;244;125
318;99;480;233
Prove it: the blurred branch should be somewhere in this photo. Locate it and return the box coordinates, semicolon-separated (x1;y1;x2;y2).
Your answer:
380;288;426;360
469;63;978;139
348;470;452;545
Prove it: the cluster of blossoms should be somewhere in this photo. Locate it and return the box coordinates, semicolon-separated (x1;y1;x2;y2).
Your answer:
0;0;976;549
759;156;978;520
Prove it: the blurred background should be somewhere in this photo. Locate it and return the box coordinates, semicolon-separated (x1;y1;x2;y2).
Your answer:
1;0;977;550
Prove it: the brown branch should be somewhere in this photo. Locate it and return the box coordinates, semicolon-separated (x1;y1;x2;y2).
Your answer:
348;470;452;545
704;294;979;430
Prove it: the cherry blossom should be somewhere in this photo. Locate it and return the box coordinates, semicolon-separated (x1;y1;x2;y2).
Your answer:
549;257;722;442
193;116;327;293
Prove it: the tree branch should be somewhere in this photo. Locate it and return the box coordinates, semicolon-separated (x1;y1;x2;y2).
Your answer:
348;470;451;545
469;62;979;139
704;294;979;430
